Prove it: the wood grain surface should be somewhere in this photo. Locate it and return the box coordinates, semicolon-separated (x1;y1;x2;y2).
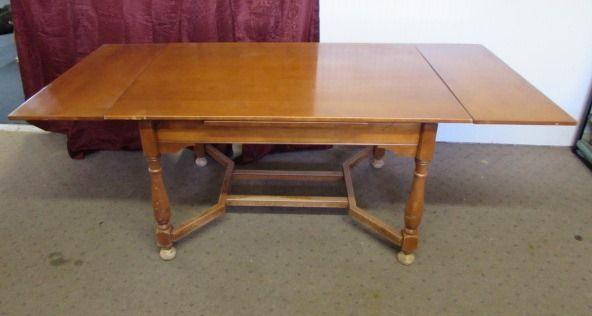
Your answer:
106;43;471;123
417;44;575;125
8;44;164;120
9;43;575;125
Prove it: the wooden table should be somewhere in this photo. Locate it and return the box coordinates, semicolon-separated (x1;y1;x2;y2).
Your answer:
9;43;575;265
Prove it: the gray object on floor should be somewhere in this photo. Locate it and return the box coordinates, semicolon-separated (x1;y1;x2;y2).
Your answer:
0;132;591;316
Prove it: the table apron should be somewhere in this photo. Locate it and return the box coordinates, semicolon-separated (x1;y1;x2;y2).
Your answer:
153;120;422;147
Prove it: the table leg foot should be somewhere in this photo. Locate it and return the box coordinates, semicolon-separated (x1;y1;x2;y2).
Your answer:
231;144;243;159
195;157;208;167
159;247;177;261
371;158;385;169
371;146;386;169
396;251;415;265
194;144;208;167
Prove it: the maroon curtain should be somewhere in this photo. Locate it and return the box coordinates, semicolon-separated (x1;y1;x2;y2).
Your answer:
11;0;320;160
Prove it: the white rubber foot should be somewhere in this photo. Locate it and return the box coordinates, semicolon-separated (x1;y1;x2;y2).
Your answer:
195;157;208;167
397;252;415;265
159;247;177;261
371;158;385;169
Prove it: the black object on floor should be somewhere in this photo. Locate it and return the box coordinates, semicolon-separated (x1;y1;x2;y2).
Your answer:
0;4;12;35
573;96;592;169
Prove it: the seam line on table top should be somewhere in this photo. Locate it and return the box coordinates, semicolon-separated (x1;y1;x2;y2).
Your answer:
414;45;475;123
103;44;169;120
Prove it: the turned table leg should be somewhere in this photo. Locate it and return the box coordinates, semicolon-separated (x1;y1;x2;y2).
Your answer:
140;121;176;260
398;123;437;265
146;155;176;260
371;146;386;169
398;158;430;265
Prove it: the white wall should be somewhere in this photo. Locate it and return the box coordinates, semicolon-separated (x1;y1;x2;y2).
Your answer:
320;0;592;146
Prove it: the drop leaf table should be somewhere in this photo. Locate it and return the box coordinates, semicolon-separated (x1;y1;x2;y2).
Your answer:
9;43;575;265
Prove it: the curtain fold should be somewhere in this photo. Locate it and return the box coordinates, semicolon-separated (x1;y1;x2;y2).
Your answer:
12;0;320;159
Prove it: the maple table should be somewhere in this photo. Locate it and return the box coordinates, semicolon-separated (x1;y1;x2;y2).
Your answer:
9;43;575;265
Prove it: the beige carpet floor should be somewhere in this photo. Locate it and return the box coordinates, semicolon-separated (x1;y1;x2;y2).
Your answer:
0;131;591;316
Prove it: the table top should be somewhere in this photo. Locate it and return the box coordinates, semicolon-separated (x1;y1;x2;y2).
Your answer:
9;43;575;125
